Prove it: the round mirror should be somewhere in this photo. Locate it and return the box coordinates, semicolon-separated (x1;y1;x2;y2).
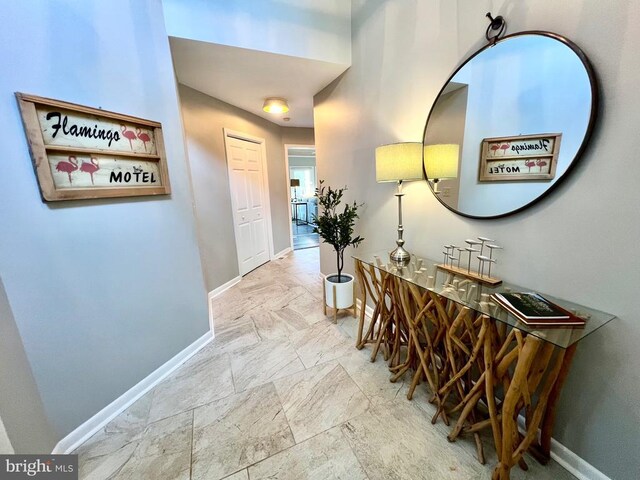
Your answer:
423;32;598;218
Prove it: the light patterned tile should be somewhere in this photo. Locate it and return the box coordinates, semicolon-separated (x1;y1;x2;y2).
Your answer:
251;308;309;340
148;352;234;423
274;362;370;443
78;409;192;480
341;400;482;480
76;392;152;461
111;411;192;480
290;321;355;368
338;349;407;405
230;338;305;392
249;427;367;480
206;322;260;356
337;313;371;342
79;442;138;480
191;383;295;480
221;469;249;480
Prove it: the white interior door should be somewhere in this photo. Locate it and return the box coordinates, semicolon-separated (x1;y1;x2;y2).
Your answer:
225;135;271;276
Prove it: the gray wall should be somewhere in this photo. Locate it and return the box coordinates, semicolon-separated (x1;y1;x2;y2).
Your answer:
178;85;294;291
424;87;468;210
314;1;639;478
283;128;315;146
0;277;56;453
0;0;209;439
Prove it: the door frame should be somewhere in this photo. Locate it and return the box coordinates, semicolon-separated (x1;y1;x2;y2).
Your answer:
284;144;316;249
223;128;275;273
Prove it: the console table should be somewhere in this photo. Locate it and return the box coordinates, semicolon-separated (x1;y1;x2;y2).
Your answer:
352;251;615;480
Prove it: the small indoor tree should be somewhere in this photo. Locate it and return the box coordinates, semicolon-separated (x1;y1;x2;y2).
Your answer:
313;181;364;283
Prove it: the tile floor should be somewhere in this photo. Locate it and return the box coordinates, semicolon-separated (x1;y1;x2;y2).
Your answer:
75;248;577;480
292;222;319;250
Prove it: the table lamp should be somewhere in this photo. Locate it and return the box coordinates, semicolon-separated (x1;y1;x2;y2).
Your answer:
290;178;300;200
375;142;424;266
423;144;459;194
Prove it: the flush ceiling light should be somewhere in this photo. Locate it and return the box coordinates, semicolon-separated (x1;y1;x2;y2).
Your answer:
263;97;289;114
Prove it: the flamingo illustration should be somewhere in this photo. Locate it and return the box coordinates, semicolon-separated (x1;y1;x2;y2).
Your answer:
136;128;151;152
536;158;548;172
500;143;511;155
490;144;500;157
121;125;137;150
524;159;536;172
80;157;100;184
56;156;78;184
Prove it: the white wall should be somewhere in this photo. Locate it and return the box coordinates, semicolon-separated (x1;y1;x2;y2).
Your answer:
314;1;640;478
0;417;13;454
0;0;209;440
163;0;351;65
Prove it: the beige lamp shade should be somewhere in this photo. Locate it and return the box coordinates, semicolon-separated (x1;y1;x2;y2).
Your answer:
423;144;460;180
375;142;425;183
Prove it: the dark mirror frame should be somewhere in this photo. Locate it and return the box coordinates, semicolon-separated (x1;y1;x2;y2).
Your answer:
422;31;599;219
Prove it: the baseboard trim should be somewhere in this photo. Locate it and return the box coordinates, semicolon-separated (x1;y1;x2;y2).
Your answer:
273;247;292;259
208;276;242;331
516;416;610;480
550;437;610;480
208;276;242;299
356;298;374;321
357;299;609;480
52;331;213;455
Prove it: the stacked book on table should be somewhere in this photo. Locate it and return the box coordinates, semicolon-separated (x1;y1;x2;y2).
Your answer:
491;292;586;327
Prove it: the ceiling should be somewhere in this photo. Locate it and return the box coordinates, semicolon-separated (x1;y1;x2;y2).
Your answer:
170;37;349;128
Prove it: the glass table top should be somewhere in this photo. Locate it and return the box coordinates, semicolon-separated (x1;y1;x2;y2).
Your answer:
353;250;617;349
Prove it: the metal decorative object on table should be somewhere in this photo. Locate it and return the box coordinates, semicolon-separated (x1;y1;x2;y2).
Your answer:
436;237;503;286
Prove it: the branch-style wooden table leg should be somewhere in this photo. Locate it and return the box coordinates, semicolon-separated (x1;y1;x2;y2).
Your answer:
491;334;568;480
530;343;578;464
354;260;398;363
354;261;387;351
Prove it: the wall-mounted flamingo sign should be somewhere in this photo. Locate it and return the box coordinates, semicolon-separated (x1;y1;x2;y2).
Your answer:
478;133;562;182
16;93;171;201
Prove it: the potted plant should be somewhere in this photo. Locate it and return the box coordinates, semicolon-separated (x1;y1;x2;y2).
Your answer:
313;181;364;313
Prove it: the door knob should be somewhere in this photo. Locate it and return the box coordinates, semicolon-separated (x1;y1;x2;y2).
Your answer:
242;216;245;220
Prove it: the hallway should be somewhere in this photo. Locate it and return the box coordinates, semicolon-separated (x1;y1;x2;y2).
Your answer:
75;249;576;480
292;222;319;250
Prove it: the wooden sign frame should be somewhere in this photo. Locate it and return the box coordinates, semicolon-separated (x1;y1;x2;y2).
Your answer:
478;133;562;182
16;93;172;201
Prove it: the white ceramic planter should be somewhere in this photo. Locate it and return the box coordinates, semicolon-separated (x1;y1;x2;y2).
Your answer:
324;273;354;309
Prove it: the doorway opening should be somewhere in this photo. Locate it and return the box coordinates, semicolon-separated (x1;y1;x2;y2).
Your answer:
285;145;319;250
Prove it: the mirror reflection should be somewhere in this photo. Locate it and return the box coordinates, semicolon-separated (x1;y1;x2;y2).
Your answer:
423;33;596;218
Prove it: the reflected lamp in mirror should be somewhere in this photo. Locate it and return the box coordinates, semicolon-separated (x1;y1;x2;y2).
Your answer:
375;142;424;267
424;144;459;194
290;178;300;200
